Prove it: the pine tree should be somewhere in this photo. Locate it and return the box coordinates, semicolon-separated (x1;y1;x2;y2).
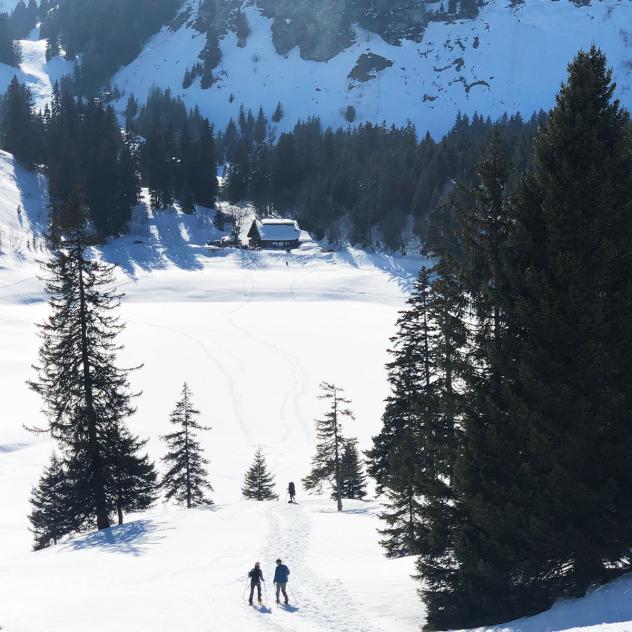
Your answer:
242;448;278;501
337;438;367;500
235;10;250;47
303;382;355;511
161;383;213;508
29;191;138;531
1;76;41;167
420;132;518;631
106;426;158;525
28;453;76;550
271;101;284;123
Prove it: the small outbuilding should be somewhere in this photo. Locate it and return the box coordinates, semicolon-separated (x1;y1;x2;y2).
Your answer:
247;218;301;250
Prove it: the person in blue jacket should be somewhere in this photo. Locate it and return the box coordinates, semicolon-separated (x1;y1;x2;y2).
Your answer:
273;558;290;604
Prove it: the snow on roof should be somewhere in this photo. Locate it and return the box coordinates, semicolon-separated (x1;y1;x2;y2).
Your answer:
254;219;300;242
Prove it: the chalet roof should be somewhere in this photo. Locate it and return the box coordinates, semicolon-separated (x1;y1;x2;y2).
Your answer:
253;219;300;242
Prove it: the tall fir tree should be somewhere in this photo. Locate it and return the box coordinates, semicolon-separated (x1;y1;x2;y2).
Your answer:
29;190;138;530
242;448;278;501
1;76;41;166
303;382;355;511
161;383;213;508
423;48;632;629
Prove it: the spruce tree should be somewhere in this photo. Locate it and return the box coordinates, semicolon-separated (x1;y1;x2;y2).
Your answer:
242;448;278;501
337;438;367;500
1;76;41;167
28;453;75;550
271;101;284;123
303;382;355;511
500;46;632;616
29;190;138;530
235;10;250;47
106;426;158;525
161;383;213;508
423;48;632;629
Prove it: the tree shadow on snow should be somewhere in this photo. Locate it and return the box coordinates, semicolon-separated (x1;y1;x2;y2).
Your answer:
67;519;171;556
100;208;207;277
334;248;429;295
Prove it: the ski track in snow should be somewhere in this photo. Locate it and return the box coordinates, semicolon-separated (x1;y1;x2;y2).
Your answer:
226;264;311;448
261;503;381;632
124;309;256;446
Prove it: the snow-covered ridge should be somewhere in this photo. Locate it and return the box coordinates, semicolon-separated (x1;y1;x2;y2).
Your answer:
111;0;632;137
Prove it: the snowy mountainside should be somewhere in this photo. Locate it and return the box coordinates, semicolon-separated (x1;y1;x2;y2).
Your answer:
3;148;632;630
112;0;632;137
0;29;73;111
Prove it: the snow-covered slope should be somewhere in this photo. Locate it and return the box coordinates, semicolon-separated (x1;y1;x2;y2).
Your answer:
3;148;632;630
0;146;428;630
112;0;632;136
0;28;73;111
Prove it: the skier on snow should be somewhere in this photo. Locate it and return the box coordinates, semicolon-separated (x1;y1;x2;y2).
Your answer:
274;558;291;604
288;481;296;504
248;561;264;605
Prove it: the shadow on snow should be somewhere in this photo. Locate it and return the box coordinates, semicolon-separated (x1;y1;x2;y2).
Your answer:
66;519;171;556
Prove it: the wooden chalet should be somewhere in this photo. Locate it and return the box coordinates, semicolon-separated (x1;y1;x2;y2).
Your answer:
247;219;301;250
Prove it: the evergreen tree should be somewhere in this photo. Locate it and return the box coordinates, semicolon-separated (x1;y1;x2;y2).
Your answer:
0;13;21;66
337;438;367;500
106;426;158;525
142;125;176;209
242;448;278;501
161;383;213;508
1;76;41;166
420;132;517;631
190;119;218;207
28;453;76;550
303;382;355;511
235;10;250;47
423;48;632;629
29;190;138;531
271;101;284;123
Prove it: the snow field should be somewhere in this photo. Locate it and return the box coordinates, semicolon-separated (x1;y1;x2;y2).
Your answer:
3;149;632;630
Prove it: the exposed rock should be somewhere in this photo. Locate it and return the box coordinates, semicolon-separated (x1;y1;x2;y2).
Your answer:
258;0;355;61
348;53;394;82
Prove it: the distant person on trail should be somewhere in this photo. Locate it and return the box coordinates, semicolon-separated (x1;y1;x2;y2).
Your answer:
288;481;296;504
274;558;290;604
248;561;264;605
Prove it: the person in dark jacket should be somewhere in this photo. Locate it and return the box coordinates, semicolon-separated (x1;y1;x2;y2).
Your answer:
288;482;296;504
248;561;264;605
273;558;290;604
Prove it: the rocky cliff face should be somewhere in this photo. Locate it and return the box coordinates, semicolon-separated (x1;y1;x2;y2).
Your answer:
255;0;433;61
258;0;355;61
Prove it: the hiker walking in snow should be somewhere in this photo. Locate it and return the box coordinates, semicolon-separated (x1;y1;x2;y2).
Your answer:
274;558;290;604
288;481;296;504
248;561;265;605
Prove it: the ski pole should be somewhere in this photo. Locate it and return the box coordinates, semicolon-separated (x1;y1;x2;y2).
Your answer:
263;580;268;603
242;578;249;600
